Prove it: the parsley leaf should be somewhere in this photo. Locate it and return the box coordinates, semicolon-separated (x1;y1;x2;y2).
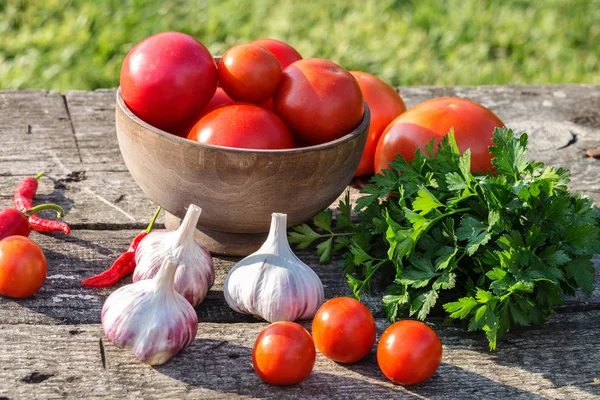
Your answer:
291;127;600;350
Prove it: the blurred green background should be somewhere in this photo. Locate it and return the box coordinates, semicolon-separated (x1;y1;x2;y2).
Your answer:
1;0;598;92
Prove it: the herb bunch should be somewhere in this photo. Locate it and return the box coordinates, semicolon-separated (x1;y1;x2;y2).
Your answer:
289;128;600;349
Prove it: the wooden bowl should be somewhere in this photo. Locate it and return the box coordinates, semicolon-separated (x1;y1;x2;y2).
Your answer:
115;88;370;256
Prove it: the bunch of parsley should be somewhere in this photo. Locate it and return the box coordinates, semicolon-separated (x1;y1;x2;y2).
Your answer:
289;127;600;349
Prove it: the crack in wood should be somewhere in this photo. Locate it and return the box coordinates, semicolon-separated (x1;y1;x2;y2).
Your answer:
20;371;54;384
99;338;106;369
557;131;578;149
61;94;83;163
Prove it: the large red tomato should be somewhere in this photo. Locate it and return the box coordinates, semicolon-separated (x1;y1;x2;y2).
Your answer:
187;104;294;150
251;38;302;70
274;58;364;145
312;297;376;363
375;97;504;174
120;32;218;132
0;236;47;298
350;71;406;176
377;320;442;386
252;321;316;385
218;44;282;104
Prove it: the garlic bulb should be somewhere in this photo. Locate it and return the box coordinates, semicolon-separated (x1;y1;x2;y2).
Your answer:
224;213;324;322
102;256;198;365
134;204;214;307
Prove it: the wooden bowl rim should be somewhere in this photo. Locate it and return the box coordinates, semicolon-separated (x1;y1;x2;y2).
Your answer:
116;87;370;155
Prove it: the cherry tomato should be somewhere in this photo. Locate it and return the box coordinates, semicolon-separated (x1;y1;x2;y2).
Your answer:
374;97;504;174
252;321;316;385
251;38;302;70
0;236;47;298
120;32;218;132
218;44;282;104
187;104;294;150
350;71;407;177
312;297;376;363
274;58;364;145
377;320;442;386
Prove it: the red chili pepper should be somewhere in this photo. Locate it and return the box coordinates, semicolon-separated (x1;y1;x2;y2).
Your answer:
0;204;65;241
13;172;71;235
82;207;161;288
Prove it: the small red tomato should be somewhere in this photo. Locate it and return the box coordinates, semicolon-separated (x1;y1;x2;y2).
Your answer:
199;87;235;117
377;320;442;386
261;97;274;111
350;71;407;177
187;104;294;150
218;44;282;104
167;89;234;138
274;58;364;145
120;32;218;132
251;38;302;70
312;297;376;363
0;236;47;298
374;97;504;174
253;321;316;385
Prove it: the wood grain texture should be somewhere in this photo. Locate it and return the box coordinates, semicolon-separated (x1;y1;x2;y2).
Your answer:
1;86;600;399
1;311;599;400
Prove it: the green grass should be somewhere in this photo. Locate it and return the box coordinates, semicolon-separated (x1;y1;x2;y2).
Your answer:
1;0;598;91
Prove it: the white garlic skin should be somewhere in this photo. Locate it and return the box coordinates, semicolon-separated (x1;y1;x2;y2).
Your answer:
134;204;215;307
224;213;324;322
102;257;198;366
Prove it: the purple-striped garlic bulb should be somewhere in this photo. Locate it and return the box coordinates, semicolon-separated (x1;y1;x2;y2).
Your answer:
102;256;198;366
134;204;214;307
223;212;324;322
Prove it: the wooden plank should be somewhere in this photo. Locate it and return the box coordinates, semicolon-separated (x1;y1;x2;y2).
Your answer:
0;229;597;326
0;90;81;177
1;310;599;399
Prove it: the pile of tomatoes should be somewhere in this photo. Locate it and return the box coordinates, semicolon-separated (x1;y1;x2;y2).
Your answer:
120;32;366;150
252;297;443;386
120;32;504;177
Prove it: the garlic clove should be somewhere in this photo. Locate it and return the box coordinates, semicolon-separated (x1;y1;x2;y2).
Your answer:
133;204;215;307
102;256;198;365
224;213;324;322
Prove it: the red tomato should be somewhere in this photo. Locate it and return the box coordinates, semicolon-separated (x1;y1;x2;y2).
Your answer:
350;71;407;177
374;97;504;174
187;104;294;150
120;32;217;132
274;58;364;145
252;321;316;385
251;38;302;70
0;236;47;298
312;297;376;363
218;44;282;104
261;97;274;111
167;88;235;138
377;320;442;385
199;87;235;117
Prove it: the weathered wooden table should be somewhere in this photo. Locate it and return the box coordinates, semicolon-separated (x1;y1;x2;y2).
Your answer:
0;86;599;399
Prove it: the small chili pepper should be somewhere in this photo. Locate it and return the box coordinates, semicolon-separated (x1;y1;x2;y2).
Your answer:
0;204;65;241
13;172;71;235
82;207;161;288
